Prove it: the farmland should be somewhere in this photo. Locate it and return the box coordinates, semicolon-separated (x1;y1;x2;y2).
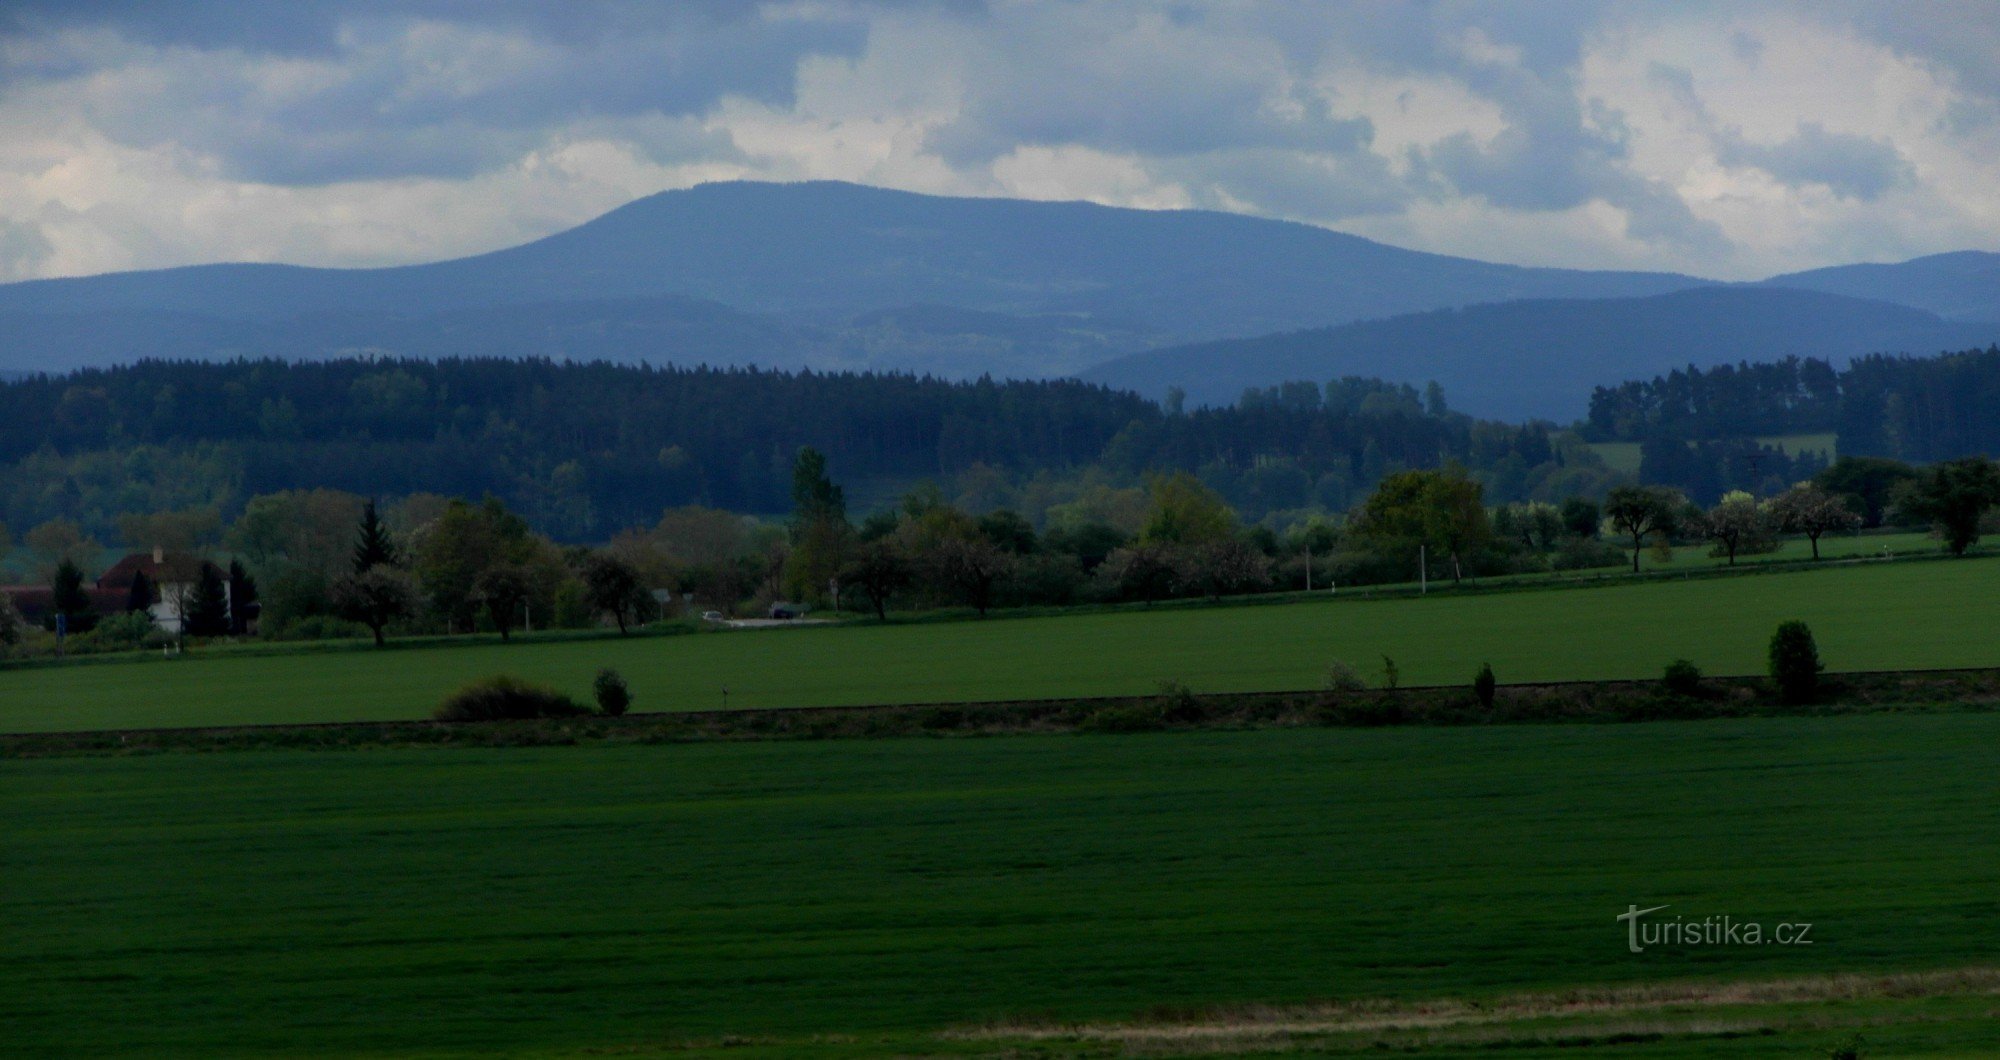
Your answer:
0;553;1993;733
6;714;2000;1056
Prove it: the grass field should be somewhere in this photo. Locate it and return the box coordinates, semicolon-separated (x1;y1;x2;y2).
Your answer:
7;714;2000;1056
0;554;1993;733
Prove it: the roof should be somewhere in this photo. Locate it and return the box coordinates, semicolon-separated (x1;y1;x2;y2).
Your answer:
1;585;128;619
96;552;217;591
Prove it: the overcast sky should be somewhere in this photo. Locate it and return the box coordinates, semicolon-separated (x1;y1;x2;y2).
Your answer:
0;0;1994;283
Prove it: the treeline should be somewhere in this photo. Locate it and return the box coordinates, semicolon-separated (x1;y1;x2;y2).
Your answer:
0;359;1613;542
1588;345;2000;465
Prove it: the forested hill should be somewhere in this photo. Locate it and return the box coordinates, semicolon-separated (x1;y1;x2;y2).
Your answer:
0;359;1593;542
1586;345;2000;465
1077;286;2000;421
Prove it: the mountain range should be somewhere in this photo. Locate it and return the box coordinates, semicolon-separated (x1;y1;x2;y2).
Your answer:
1;180;1995;420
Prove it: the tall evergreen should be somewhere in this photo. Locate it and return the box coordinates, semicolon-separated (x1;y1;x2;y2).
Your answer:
227;560;258;634
126;569;153;614
185;563;231;637
51;559;92;630
353;500;398;573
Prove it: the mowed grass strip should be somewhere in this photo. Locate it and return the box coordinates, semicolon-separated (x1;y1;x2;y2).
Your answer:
1;556;1996;733
4;715;2000;1056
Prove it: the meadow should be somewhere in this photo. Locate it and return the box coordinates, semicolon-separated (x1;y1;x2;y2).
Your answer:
6;714;2000;1057
0;552;1992;733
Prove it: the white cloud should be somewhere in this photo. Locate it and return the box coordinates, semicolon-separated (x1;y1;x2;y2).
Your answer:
0;1;1993;283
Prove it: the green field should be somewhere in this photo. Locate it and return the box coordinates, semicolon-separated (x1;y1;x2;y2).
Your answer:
0;555;1993;733
7;714;2000;1056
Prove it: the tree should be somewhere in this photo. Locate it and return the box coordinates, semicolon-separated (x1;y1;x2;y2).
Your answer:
1603;485;1683;573
411;497;555;633
1351;468;1491;583
1700;492;1775;566
51;559;94;633
927;535;1012;617
0;591;23;650
331;566;418;648
1100;544;1177;604
593;668;632;716
1767;484;1862;560
27;520;100;582
473;564;534;641
116;507;222;554
1473;663;1496;708
227;560;259;634
352;499;398;574
582;552;649;634
976;509;1038;554
1894;457;2000;555
785;446;851;603
184;562;230;637
1768;620;1823;705
841;539;914;621
1814;456;1917;528
1141;472;1236;547
1559;497;1601;539
1171;539;1270;601
125;569;154;615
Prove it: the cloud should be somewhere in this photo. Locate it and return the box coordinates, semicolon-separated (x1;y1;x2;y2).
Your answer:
0;1;1991;282
1716;121;1911;200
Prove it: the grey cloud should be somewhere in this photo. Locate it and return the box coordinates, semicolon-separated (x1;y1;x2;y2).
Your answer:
1168;148;1413;222
15;7;865;185
1717;121;1912;200
0;217;53;281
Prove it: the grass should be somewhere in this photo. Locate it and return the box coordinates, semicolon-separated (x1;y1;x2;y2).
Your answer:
1;552;1995;733
6;713;2000;1056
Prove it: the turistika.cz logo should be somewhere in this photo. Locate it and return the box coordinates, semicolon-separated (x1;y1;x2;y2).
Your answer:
1616;904;1814;953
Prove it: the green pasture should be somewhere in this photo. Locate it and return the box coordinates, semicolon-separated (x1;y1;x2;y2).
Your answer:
6;714;2000;1056
0;554;1995;733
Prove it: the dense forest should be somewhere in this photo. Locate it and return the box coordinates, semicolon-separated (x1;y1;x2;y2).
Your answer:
1586;345;2000;460
0;358;1606;541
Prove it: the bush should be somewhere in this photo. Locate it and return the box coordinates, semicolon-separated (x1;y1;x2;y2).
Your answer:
1079;700;1169;733
1473;663;1496;708
1380;655;1401;690
1768;620;1824;705
593;668;632;717
435;675;590;722
1322;659;1366;693
1154;679;1203;723
1550;537;1629;571
1661;659;1703;697
76;611;160;653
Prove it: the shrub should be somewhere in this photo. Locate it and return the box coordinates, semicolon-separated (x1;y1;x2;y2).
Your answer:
1661;659;1703;697
593;668;632;716
1473;663;1496;708
1380;655;1401;690
1768;620;1824;705
435;675;590;722
1080;700;1169;733
1154;679;1203;723
1322;659;1366;693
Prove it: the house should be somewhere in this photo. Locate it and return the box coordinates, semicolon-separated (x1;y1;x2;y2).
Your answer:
96;547;232;634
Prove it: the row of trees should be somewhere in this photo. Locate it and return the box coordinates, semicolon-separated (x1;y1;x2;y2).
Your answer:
0;359;1617;544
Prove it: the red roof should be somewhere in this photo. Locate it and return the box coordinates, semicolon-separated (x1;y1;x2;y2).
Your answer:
96;552;216;591
0;585;128;620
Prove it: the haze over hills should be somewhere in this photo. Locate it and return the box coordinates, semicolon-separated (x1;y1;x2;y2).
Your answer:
1079;287;2000;421
1761;251;2000;323
0;179;1994;417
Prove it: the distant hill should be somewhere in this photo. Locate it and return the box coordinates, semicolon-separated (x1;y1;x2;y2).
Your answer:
0;181;1711;379
1763;252;2000;322
1077;287;2000;421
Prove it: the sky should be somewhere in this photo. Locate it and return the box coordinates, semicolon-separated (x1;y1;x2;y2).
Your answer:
0;0;1994;283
